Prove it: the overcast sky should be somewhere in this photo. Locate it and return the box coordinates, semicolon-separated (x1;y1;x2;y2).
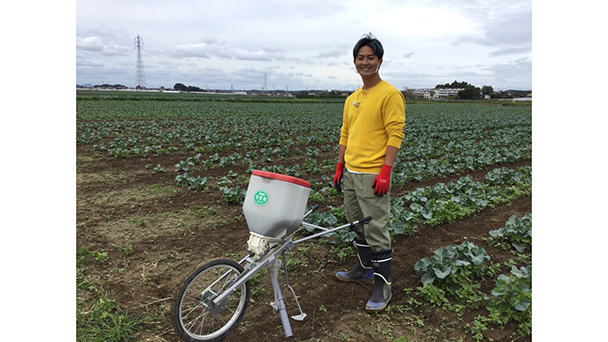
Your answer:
76;0;531;91
6;3;608;338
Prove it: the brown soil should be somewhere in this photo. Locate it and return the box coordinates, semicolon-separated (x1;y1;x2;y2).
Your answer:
77;144;532;342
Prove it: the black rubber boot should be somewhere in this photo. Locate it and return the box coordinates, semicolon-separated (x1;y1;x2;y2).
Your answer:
335;240;374;284
366;250;392;312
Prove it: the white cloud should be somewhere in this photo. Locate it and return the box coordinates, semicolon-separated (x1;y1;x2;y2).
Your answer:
77;37;104;52
487;57;532;90
76;0;532;90
173;43;212;59
490;45;532;57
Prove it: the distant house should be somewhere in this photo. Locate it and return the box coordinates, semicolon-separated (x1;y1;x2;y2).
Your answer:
414;88;432;98
433;88;464;98
414;88;464;99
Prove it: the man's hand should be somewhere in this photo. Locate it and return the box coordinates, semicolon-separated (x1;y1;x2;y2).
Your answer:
333;162;345;192
372;164;392;196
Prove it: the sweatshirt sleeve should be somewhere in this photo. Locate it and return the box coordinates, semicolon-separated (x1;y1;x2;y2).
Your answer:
339;96;351;146
384;91;406;149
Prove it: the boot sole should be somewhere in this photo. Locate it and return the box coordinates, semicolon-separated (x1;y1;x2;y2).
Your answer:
365;293;393;312
335;274;374;284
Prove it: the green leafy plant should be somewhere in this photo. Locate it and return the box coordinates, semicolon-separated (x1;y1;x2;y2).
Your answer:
487;266;531;312
417;283;449;307
220;185;247;204
485;166;527;186
187;176;209;191
306;146;320;157
308;190;325;203
77;246;107;292
174;153;201;172
414;240;489;307
467;315;490;342
121;244;133;256
304;210;338;230
303;157;320;173
303;208;354;246
389;197;418;237
488;214;532;252
485;266;532;336
330;244;353;263
414;239;490;285
77;296;144;342
175;173;209;191
175;172;191;187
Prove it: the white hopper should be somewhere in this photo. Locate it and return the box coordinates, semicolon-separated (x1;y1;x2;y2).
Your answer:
243;170;311;240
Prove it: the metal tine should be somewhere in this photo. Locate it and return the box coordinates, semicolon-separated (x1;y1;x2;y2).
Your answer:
288;284;307;321
281;250;307;321
291;312;307;321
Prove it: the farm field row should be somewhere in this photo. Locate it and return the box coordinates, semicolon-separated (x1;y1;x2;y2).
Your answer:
76;97;532;342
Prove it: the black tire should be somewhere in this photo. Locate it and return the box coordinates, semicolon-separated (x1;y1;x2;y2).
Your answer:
173;259;250;342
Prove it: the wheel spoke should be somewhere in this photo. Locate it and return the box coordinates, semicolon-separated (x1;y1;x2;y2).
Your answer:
181;304;199;319
173;259;250;341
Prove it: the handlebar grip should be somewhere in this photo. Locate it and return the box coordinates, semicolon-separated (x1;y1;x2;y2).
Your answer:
349;216;372;231
302;204;321;219
359;216;372;224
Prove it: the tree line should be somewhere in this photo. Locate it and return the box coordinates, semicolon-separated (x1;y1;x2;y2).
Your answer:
434;81;530;100
173;83;205;92
434;80;488;100
79;81;530;100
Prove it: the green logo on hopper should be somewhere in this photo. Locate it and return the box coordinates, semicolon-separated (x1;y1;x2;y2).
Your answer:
254;190;268;206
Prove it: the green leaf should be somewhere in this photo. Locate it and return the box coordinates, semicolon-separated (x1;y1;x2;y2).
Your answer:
401;210;415;221
421;271;435;285
454;260;470;267
488;228;504;238
511;242;526;253
414;257;431;272
467;252;489;266
510;297;531;311
511;266;530;279
491;287;507;297
434;247;456;264
433;264;453;279
391;219;406;235
410;203;424;213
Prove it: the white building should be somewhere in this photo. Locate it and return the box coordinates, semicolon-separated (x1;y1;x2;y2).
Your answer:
414;88;464;99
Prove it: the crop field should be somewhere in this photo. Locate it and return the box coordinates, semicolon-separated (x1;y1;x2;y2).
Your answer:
76;93;532;342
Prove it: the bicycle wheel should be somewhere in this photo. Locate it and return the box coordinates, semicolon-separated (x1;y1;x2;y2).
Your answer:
173;259;250;342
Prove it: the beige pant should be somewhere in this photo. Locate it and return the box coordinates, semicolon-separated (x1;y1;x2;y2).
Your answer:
343;169;392;252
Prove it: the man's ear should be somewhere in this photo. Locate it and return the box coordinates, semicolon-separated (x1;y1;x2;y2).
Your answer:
376;58;383;72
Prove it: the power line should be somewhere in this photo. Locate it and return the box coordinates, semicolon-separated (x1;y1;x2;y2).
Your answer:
143;46;174;63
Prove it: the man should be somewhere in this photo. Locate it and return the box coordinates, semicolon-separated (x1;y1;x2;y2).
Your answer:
333;33;405;312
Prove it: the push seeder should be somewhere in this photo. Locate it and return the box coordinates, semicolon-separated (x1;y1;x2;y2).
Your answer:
172;170;370;341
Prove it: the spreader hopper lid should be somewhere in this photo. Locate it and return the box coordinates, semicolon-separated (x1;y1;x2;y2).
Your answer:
251;170;311;188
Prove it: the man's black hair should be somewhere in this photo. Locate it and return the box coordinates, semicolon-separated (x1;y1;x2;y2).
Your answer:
353;32;384;60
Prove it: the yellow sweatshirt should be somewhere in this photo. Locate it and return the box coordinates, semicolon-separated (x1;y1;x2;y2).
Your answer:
339;80;405;173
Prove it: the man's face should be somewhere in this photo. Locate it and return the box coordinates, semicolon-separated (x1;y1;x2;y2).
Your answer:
354;45;382;78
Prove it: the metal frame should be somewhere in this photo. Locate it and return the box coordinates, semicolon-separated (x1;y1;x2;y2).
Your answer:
207;206;371;338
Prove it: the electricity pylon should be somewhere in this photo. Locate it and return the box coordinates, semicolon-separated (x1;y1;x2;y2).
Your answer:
134;35;146;89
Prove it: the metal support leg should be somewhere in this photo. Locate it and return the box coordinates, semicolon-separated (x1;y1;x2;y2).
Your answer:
269;258;293;338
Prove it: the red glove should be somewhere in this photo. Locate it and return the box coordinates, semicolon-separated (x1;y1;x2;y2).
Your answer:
372;164;392;196
333;162;345;192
